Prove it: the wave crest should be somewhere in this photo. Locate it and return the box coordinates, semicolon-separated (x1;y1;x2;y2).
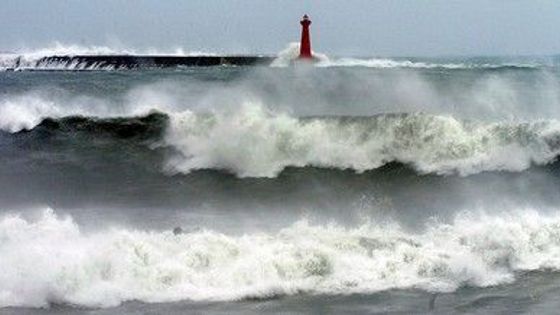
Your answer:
165;104;560;177
0;42;219;71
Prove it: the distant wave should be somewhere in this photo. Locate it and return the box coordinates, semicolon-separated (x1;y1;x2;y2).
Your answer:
4;42;218;58
315;58;540;70
1;208;560;308
0;55;121;71
271;43;543;69
0;42;545;71
0;42;219;71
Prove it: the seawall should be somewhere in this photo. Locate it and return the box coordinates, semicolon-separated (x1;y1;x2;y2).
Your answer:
15;55;276;70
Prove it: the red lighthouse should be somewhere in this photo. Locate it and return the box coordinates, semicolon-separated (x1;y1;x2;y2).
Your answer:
299;15;313;59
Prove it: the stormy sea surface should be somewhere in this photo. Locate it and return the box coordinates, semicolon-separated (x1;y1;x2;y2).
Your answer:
2;48;560;314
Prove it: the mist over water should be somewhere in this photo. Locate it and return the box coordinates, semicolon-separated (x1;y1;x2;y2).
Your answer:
1;47;560;313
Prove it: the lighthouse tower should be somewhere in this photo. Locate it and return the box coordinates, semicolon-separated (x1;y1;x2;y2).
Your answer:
299;15;313;59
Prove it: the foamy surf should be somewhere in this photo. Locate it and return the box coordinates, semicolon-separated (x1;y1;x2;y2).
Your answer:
0;43;220;71
1;98;559;177
165;103;560;177
316;58;540;69
0;42;545;71
1;208;559;308
270;43;543;69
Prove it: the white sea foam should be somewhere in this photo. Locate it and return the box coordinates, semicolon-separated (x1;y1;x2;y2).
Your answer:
8;42;218;57
315;58;539;69
270;42;539;69
0;42;219;71
318;58;468;69
1;208;560;308
0;91;168;132
270;42;329;67
165;103;560;177
1;88;559;177
0;93;130;133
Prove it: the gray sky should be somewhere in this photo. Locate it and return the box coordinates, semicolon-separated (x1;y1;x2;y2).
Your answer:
1;0;560;56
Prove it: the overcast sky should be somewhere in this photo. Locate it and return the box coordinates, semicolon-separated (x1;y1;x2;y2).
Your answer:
1;0;559;56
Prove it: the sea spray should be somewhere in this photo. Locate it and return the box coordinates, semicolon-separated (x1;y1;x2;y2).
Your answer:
165;103;560;177
2;209;560;308
270;43;541;69
1;99;559;177
0;42;219;71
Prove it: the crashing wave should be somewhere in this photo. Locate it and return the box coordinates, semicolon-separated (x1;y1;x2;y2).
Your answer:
270;43;542;69
0;56;121;71
0;42;544;71
165;104;560;177
0;43;128;71
1;91;559;177
1;103;560;177
315;58;540;69
0;43;221;71
1;208;560;308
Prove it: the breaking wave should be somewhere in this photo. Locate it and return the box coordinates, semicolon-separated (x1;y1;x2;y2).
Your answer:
18;113;168;141
271;43;543;69
2;208;560;308
1;42;544;71
2;102;560;177
316;58;540;70
165;104;560;177
0;42;219;71
0;56;120;71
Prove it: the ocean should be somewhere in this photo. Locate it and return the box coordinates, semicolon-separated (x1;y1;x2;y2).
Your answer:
2;49;560;314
